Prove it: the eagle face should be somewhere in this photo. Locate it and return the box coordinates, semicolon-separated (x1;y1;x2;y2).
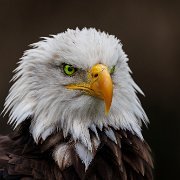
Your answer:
4;28;148;169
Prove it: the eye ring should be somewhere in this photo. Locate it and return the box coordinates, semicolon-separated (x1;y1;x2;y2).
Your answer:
63;64;77;76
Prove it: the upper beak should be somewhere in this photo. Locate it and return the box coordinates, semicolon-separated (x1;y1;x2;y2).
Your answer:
65;64;113;115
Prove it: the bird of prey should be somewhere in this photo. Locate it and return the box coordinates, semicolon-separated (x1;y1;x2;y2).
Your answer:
0;28;153;180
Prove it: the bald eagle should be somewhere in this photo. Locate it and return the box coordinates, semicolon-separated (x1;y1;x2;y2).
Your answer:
0;28;153;180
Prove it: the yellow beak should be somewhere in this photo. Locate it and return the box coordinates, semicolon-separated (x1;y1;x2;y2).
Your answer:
65;64;113;115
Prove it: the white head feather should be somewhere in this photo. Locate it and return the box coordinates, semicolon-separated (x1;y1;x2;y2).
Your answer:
3;28;148;161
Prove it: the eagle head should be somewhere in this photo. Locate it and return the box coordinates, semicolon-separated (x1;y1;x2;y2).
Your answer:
3;28;148;169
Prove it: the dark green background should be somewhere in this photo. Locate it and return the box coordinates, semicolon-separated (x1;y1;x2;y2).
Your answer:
0;0;179;179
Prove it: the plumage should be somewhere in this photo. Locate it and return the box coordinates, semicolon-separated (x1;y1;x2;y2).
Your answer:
0;28;153;179
0;120;153;179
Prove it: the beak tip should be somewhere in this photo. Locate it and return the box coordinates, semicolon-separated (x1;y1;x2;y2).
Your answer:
105;106;110;116
105;111;109;116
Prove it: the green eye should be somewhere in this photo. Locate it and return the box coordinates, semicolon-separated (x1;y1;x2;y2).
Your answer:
63;64;76;76
110;66;115;74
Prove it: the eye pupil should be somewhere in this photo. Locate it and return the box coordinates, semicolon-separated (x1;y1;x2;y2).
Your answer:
68;67;73;72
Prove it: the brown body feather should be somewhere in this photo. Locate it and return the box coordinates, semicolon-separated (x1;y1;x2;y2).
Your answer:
0;121;153;180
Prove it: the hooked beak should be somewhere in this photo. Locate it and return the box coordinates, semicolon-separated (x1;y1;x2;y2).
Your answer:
65;64;113;115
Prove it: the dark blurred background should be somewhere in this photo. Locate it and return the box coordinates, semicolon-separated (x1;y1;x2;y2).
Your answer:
0;0;179;179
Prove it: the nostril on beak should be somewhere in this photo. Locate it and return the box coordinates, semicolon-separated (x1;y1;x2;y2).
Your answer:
91;73;99;78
